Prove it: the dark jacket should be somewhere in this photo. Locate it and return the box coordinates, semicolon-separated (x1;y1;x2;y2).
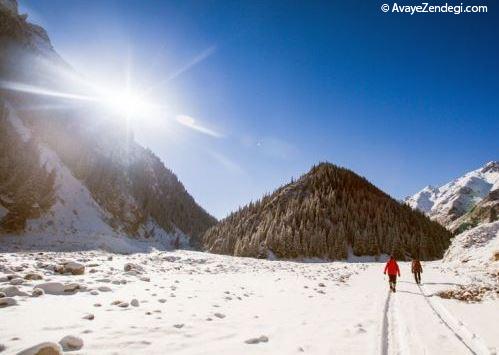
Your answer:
411;260;422;273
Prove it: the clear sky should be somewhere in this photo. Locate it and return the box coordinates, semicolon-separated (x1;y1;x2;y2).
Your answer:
21;0;499;219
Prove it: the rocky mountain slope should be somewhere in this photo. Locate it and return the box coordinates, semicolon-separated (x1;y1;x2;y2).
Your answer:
202;163;452;260
405;161;499;233
0;0;216;250
407;162;498;285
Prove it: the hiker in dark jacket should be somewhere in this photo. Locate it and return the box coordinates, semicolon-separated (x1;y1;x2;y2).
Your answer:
383;255;401;292
411;258;423;285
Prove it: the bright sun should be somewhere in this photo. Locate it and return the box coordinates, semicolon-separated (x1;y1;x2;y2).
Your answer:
103;89;151;117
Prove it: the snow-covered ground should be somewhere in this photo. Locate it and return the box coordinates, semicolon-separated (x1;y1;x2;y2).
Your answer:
1;250;497;354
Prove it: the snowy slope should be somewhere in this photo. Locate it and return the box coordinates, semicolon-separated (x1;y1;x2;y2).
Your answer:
2;102;183;252
406;161;499;229
443;221;499;275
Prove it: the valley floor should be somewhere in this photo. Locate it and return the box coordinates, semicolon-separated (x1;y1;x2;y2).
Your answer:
0;250;497;354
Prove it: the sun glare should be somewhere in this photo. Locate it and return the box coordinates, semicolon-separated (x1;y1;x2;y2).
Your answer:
103;89;152;117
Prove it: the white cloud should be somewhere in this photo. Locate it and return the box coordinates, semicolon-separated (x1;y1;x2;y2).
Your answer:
176;115;223;138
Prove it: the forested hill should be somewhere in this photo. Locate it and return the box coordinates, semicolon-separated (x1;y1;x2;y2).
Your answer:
202;163;452;260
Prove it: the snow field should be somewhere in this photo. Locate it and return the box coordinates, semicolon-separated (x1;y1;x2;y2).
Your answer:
0;250;497;354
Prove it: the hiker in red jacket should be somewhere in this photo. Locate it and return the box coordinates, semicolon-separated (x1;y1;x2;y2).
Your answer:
384;255;401;292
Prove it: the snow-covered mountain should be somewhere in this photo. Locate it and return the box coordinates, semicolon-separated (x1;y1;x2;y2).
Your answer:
0;0;216;251
405;161;499;232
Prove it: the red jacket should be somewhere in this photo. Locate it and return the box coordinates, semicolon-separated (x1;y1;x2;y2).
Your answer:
384;259;400;276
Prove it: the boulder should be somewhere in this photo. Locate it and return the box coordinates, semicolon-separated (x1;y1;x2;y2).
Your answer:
63;283;80;293
124;263;143;273
0;286;29;297
82;313;94;320
25;273;43;280
59;335;83;351
17;342;62;355
32;288;45;297
9;277;24;285
0;297;17;308
64;262;85;275
34;282;64;295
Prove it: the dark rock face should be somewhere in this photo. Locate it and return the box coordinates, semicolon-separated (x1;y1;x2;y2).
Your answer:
454;189;499;234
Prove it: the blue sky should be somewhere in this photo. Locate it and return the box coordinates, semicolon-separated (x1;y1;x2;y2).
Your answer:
21;0;499;219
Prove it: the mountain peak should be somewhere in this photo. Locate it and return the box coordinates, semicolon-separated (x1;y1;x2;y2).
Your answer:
406;161;499;231
203;162;451;260
481;161;499;174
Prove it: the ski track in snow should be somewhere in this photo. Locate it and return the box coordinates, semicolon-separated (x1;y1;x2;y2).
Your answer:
380;290;391;355
0;253;496;355
380;265;495;355
417;284;491;355
381;289;411;355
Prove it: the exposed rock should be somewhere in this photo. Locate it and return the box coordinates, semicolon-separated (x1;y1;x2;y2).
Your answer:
0;297;17;307
63;262;85;275
82;313;94;320
53;265;65;274
97;286;112;292
9;277;24;285
0;292;5;298
0;286;29;297
17;342;62;355
34;282;64;295
63;283;80;293
406;161;499;232
24;273;43;280
244;335;269;344
124;263;143;273
32;288;44;297
131;298;139;307
438;284;497;303
59;335;83;351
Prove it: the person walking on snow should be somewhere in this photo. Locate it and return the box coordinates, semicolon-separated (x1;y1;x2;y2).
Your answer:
384;255;401;292
411;257;423;285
